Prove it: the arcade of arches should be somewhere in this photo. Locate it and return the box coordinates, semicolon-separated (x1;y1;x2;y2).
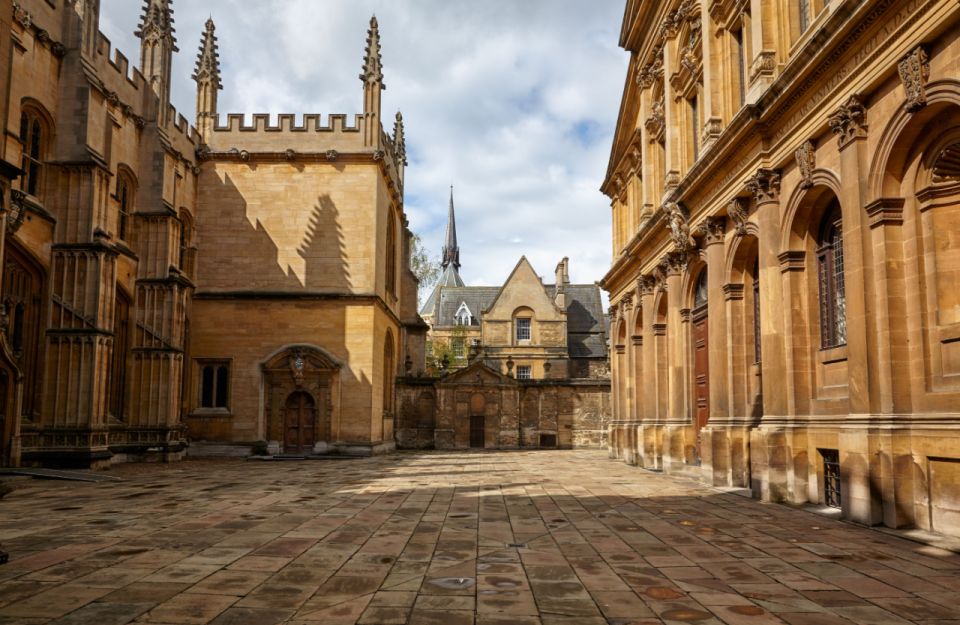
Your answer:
604;0;960;538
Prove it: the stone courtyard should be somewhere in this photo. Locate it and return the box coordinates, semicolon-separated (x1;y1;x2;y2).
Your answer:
0;451;958;625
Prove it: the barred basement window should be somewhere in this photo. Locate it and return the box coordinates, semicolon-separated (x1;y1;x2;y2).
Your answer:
820;448;841;508
517;365;532;380
199;361;230;409
817;204;846;348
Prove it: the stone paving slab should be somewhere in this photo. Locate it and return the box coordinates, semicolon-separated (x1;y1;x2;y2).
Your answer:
0;450;957;624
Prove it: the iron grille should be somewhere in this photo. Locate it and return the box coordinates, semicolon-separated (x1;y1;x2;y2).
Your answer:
820;449;841;508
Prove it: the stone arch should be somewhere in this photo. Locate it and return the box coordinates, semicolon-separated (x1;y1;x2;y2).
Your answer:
261;344;339;452
780;169;843;253
868;80;960;201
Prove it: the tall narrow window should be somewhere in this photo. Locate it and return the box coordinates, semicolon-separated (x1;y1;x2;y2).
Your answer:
109;291;130;420
817;204;846;348
798;0;811;33
732;27;746;107
690;94;700;161
516;318;531;342
753;258;761;363
453;338;465;359
199;361;230;409
386;215;397;296
19;111;45;197
693;269;707;309
117;175;131;241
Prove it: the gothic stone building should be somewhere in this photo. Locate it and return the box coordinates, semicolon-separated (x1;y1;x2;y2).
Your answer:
401;190;611;450
603;0;960;537
0;0;423;466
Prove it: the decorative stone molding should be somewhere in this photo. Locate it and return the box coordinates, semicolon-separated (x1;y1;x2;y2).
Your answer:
645;97;665;142
284;149;296;161
12;2;31;29
721;283;744;301
749;50;776;82
7;190;27;235
777;250;806;272
726;197;748;236
665;170;681;191
696;216;726;245
372;149;385;162
653;323;667;336
325;149;339;161
239;150;250;162
608;303;619;321
828;95;867;148
620;293;634;311
196;144;211;161
746;168;781;204
898;45;930;112
702;118;723;145
795;141;816;189
864;197;905;228
664;202;694;252
663;249;688;275
632;335;643;346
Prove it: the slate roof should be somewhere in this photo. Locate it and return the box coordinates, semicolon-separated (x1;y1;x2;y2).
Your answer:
425;281;608;359
420;263;465;317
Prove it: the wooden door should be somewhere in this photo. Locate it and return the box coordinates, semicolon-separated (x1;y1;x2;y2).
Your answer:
284;391;316;454
469;415;485;448
692;309;710;436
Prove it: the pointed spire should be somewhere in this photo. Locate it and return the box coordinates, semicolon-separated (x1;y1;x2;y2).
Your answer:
135;0;178;50
193;17;221;88
393;111;406;166
442;186;460;270
360;14;384;88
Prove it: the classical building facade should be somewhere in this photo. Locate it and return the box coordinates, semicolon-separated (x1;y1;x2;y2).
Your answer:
603;0;960;537
0;0;423;466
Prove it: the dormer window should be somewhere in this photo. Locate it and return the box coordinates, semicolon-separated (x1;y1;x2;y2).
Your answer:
455;302;472;326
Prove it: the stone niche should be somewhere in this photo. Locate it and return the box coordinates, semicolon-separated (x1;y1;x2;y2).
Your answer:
396;360;611;450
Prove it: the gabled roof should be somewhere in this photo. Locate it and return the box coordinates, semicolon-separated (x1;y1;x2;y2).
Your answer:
419;262;465;316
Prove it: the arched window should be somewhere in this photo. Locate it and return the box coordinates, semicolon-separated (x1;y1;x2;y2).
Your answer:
19;108;47;197
116;171;136;241
386;214;397;296
693;269;708;309
817;203;846;348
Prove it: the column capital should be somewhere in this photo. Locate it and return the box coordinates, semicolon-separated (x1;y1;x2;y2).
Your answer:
746;168;781;204
638;274;658;295
696;216;726;246
828;95;867;149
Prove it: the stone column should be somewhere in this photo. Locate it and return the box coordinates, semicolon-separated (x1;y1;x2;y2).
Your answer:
747;168;794;502
663;251;688;473
828;95;883;526
699;216;730;485
661;20;683;192
699;0;723;151
638;276;659;468
746;0;777;101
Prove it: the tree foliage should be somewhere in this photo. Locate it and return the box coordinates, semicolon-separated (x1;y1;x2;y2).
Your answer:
409;233;442;306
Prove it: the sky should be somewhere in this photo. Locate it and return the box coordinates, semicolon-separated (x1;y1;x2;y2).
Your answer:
99;0;627;291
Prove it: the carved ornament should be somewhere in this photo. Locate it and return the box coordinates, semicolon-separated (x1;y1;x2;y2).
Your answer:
897;45;930;112
12;2;31;29
696;216;726;245
795;140;815;189
663;201;694;252
620;293;634;311
325;149;339;161
284;149;296;161
828;95;867;148
746;168;781;204
638;274;657;295
726;197;748;236
749;51;776;82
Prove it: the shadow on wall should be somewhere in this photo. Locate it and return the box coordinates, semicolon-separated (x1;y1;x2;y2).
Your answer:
196;172;352;292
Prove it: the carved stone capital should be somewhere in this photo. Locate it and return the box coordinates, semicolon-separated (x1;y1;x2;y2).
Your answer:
828;95;867;148
898;45;930;112
696;216;726;245
746;168;781;204
663;250;688;276
638;274;658;295
620;292;634;311
795;140;816;189
726;197;748;236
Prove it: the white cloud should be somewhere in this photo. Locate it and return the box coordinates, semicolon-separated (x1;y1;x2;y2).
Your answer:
100;0;626;293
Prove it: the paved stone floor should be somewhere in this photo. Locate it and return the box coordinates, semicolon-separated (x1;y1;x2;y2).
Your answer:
0;450;958;625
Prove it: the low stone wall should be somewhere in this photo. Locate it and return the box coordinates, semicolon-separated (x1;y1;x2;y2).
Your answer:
395;363;610;450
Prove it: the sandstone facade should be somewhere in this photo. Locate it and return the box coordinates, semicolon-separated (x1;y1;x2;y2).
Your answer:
603;0;960;538
0;0;423;466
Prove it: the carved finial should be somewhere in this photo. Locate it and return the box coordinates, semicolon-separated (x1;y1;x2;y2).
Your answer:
393;111;407;166
193;17;221;89
360;14;385;88
136;0;177;50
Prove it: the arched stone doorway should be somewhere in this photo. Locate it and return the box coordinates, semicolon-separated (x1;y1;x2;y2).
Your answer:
262;345;339;454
